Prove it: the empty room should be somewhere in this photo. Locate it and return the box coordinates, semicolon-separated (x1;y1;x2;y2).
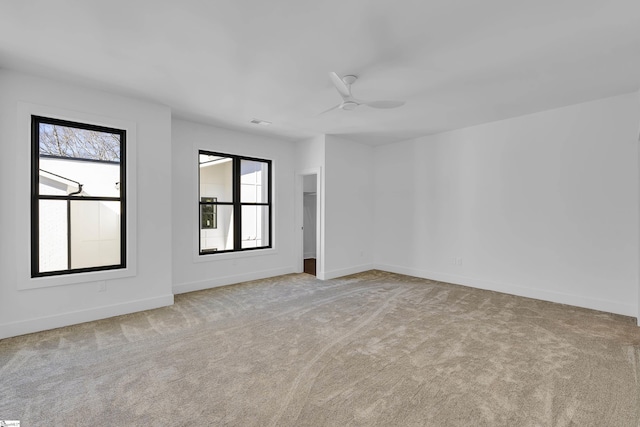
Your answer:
1;1;640;425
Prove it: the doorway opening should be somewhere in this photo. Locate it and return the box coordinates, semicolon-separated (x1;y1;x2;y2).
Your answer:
303;174;317;276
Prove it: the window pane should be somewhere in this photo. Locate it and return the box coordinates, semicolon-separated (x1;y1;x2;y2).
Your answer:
39;199;68;273
39;157;120;198
199;154;233;202
240;160;268;203
69;200;121;269
201;205;234;252
39;123;120;161
241;205;269;248
39;122;121;198
200;198;217;229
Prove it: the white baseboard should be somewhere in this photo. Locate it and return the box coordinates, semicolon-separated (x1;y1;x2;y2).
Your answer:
173;266;296;294
374;263;636;318
322;263;374;281
304;252;316;259
0;294;174;340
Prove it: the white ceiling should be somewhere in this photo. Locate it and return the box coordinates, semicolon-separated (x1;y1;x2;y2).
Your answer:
0;0;638;145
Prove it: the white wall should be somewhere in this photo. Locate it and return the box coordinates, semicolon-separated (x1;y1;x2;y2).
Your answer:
295;135;325;172
2;70;637;339
0;70;174;339
303;174;317;193
171;119;296;293
324;135;375;279
374;92;640;316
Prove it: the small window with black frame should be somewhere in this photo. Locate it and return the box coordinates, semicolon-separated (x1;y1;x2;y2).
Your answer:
198;150;271;254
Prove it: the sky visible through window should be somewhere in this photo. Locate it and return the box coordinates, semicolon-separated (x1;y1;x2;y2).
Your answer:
39;123;120;162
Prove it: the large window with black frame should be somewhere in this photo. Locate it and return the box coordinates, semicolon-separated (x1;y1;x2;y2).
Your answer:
198;150;271;254
31;116;126;277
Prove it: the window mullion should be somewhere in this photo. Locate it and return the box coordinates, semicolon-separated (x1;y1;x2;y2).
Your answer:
233;156;241;250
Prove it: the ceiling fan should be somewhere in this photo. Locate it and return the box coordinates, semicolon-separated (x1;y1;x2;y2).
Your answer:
320;72;405;114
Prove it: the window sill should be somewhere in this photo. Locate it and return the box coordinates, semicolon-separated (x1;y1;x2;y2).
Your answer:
19;266;136;290
193;247;278;263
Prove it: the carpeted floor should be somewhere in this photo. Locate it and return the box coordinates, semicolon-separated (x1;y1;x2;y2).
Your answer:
1;270;640;426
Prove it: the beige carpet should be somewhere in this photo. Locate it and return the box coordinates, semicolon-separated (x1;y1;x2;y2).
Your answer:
1;270;640;426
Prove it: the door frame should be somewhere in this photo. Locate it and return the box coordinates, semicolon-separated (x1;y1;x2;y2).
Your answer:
295;167;323;279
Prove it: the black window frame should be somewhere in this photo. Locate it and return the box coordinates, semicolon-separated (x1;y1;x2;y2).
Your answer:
31;115;127;278
198;150;272;255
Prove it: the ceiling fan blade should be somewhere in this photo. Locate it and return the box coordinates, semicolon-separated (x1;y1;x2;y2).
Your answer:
329;72;351;99
364;100;405;109
318;103;341;115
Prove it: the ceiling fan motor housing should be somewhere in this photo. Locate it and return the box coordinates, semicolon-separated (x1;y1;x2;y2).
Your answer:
341;101;359;110
322;71;404;114
342;75;358;85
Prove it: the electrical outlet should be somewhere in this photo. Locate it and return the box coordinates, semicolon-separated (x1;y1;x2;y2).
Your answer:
456;257;463;266
98;281;106;292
